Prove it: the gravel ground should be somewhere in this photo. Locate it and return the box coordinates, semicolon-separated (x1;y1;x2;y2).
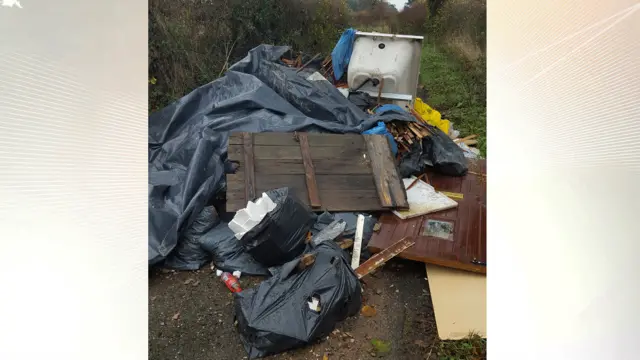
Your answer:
149;258;438;360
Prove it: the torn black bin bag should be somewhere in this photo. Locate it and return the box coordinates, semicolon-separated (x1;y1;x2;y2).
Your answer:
398;125;468;178
311;212;377;247
398;141;428;178
235;241;362;359
163;206;219;271
198;222;269;276
239;188;315;268
421;123;468;176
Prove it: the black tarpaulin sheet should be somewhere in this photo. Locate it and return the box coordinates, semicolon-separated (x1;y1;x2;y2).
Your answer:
148;45;406;266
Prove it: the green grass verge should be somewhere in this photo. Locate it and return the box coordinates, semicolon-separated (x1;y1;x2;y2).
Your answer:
418;41;486;156
435;333;486;360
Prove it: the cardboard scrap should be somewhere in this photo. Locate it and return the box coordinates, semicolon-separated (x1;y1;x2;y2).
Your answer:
426;264;486;340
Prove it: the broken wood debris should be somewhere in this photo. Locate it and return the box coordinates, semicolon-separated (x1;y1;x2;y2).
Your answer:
280;53;336;83
354;237;415;279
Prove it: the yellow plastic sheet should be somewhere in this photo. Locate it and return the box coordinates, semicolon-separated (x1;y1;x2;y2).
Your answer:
413;98;450;135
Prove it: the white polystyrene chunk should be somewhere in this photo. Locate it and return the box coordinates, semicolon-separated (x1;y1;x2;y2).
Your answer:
230;192;279;239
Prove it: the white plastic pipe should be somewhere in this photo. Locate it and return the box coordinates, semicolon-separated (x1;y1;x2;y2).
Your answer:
351;215;365;269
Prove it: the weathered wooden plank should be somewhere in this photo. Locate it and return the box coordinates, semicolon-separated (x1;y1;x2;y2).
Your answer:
226;133;408;212
228;132;244;145
253;158;371;175
245;132;365;147
231;173;376;192
242;132;256;202
227;143;367;161
297;133;321;208
364;135;409;209
226;188;382;212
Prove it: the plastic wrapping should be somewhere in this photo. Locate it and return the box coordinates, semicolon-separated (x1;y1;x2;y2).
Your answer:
331;28;357;81
198;222;269;276
362;121;398;156
234;241;362;359
163;206;219;270
398;141;428;178
239;188;315;268
422;123;468;176
312;212;377;247
397;126;468;178
148;44;410;266
347;91;376;111
310;219;347;247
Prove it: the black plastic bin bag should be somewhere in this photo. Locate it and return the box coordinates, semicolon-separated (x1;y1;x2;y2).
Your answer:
234;241;362;358
239;188;315;267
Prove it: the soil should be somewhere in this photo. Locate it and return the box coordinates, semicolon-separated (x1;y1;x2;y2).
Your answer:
149;258;438;360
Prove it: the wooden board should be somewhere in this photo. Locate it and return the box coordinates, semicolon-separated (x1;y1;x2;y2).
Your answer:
367;159;486;274
226;132;409;212
426;264;486;340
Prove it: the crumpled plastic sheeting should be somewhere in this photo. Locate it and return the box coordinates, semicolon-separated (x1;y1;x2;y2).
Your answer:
149;44;404;266
163;206;219;271
311;212;377;247
235;241;362;359
230;45;368;126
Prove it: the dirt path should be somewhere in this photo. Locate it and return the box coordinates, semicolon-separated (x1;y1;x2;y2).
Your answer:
149;259;437;360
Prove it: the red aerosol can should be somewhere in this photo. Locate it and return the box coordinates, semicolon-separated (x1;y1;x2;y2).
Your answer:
220;272;242;293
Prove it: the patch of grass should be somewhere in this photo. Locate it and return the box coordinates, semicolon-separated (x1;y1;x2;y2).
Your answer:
435;333;486;360
418;41;486;156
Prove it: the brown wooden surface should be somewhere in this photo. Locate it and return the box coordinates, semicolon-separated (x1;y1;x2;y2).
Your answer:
226;132;408;212
242;132;256;202
297;133;321;207
364;135;409;209
367;159;487;274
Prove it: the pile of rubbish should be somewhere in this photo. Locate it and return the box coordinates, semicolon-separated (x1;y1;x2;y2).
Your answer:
149;28;485;358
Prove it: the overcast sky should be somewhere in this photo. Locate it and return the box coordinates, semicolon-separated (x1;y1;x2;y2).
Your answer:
386;0;407;10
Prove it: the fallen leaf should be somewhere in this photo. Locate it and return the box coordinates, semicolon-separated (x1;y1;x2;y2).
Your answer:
361;305;377;317
322;353;329;360
192;280;200;286
371;339;391;354
172;312;180;320
184;278;194;285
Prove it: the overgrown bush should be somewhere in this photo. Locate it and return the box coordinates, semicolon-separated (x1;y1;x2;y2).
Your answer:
149;0;349;112
149;0;486;112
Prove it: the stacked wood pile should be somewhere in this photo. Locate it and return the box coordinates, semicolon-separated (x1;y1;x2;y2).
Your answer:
386;120;431;152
